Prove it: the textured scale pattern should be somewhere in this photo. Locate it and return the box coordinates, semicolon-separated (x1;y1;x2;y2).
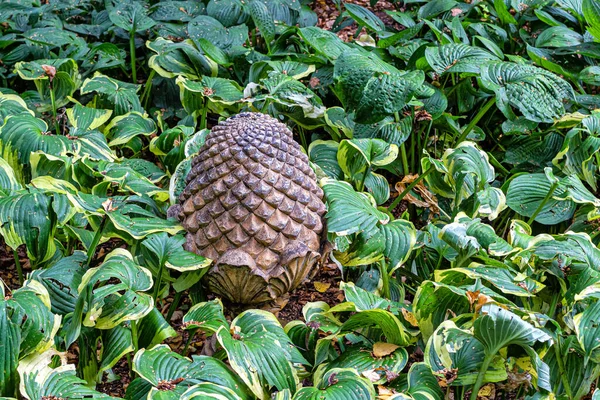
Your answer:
178;112;327;304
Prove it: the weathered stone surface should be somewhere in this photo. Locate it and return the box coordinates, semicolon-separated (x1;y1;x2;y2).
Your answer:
177;112;327;304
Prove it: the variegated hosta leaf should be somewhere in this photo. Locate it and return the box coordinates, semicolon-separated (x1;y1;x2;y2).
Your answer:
14;58;79;112
182;299;228;335
0;156;22;194
0;189;57;264
480;61;575;123
216;310;307;399
177;75;244;116
132;345;251;400
425;43;500;74
97;162;168;201
0;92;34;120
439;213;513;260
473;304;552;386
337;138;398;178
425;141;496;207
66;103;113;131
80;73;142;116
476;186;507;221
108;2;156;32
181;383;245;400
308;140;343;180
18;349;114;400
388;363;445;400
147;37;216;79
104;111;157;147
142;232;212;273
426;321;507;387
506;167;600;225
137;308;177;350
323;343;408;384
322;179;389;237
435;263;544;297
293;368;375;400
63;249;153;346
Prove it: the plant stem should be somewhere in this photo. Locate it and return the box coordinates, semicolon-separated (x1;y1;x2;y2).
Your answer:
553;336;573;399
13;249;23;285
140;70;155;110
456;97;496;145
129;30;137;84
378;258;390;299
400;143;409;175
182;328;197;357
49;83;60;134
527;181;559;225
166;291;183;322
388;165;435;213
357;165;371;192
200;97;209;130
86;215;108;267
153;260;166;304
470;354;494;400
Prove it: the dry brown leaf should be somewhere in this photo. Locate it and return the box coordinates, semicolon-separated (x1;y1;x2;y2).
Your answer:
377;385;397;400
394;174;440;218
478;383;495;399
466;290;494;313
372;342;400;358
401;308;419;327
314;282;331;293
362;369;381;382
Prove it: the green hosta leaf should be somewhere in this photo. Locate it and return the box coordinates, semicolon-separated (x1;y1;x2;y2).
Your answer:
137;308;177;350
426;44;499;74
339;308;413;346
0;190;57;264
324;343;408;383
380;219;417;271
398;362;445;400
338;281;404;313
80;73;142;116
413;281;470;340
355;70;424;124
573;300;600;363
480;61;575;123
30;252;87;316
105;111;157;147
182;299;228;335
267;61;315;80
536;26;583;47
248;1;275;46
506;168;600;225
298;27;349;60
142;232;212;272
426;321;507;386
100;325;134;373
308;140;343;180
0;299;20;397
147;37;216;79
580;66;600;86
474;303;552;355
293;368;375;400
418;0;457;19
583;0;600;41
109;2;156;32
188;16;248;54
364;171;390;205
97;162;168;201
322;179;389;237
216;310;305;399
18;350;114;400
345;3;385;32
133;345;250;400
66;103;113;131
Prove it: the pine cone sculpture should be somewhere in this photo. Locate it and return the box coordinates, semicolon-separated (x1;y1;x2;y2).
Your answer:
177;113;327;304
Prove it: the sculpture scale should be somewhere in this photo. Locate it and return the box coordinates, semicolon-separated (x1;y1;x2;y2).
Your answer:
177;112;327;305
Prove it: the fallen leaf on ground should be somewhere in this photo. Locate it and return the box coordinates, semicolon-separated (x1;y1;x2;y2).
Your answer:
372;342;400;357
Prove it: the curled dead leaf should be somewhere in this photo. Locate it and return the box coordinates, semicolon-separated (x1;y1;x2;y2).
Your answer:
394;175;440;218
41;64;56;81
401;308;419;327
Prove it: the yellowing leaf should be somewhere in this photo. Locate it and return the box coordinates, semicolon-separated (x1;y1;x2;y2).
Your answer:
372;342;400;358
314;282;331;293
401;308;418;327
